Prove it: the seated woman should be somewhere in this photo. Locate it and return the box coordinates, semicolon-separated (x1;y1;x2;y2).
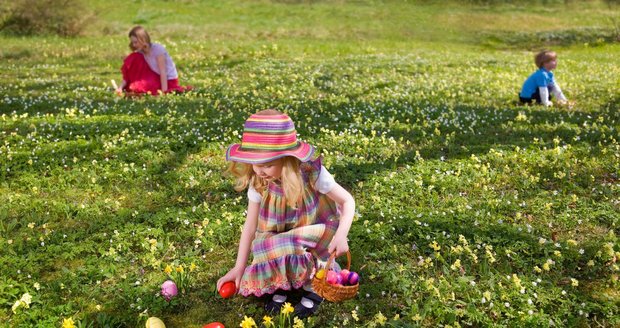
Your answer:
116;26;191;96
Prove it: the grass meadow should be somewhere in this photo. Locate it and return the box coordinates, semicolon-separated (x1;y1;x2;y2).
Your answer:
1;0;619;327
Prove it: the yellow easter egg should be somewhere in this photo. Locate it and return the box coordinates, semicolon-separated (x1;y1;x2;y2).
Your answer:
315;269;326;279
146;317;166;328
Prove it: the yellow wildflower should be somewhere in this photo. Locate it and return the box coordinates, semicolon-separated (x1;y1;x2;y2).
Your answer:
281;302;294;315
534;266;542;273
374;311;387;326
189;262;197;272
176;265;184;273
571;278;579;287
240;316;256;328
587;260;595;267
351;310;359;321
20;293;32;306
543;262;551;271
293;317;305;328
483;291;492;300
450;259;461;271
512;274;522;288
451;245;464;255
429;241;441;251
458;235;469;246
11;300;21;313
412;313;422;321
262;315;273;326
164;265;172;275
62;318;76;328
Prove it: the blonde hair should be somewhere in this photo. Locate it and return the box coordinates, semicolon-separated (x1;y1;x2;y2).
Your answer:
128;26;151;52
535;50;557;68
228;157;312;208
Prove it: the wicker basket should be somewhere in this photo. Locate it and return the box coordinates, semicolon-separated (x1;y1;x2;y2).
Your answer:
312;251;359;302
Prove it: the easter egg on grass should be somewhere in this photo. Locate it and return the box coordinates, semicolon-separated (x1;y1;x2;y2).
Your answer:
161;280;178;301
326;270;339;285
219;281;236;299
203;322;225;328
145;317;166;328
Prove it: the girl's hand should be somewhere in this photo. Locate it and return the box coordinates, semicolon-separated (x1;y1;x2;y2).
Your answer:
328;234;349;257
217;266;245;291
115;88;123;96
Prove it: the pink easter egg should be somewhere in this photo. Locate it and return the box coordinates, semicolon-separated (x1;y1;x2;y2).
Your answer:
339;269;350;285
326;270;339;284
161;280;178;301
348;272;360;285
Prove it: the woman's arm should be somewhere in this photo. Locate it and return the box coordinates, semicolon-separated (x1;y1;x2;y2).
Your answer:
156;54;168;93
216;200;260;290
325;183;355;256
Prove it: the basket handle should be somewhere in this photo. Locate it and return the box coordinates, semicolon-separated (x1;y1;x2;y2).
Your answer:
321;250;351;283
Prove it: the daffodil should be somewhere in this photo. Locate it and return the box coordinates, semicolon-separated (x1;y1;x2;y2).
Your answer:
293;317;305;328
281;302;294;314
262;315;273;326
239;315;256;328
62;318;75;328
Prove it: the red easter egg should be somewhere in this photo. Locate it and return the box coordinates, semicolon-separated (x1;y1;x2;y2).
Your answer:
339;269;350;285
203;322;225;328
218;281;236;298
326;270;339;284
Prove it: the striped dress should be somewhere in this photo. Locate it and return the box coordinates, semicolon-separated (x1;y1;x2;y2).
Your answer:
238;158;340;297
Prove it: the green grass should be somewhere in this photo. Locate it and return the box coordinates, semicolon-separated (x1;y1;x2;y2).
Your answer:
1;0;619;327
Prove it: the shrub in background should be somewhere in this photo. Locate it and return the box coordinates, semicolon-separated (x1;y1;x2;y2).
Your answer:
0;0;94;37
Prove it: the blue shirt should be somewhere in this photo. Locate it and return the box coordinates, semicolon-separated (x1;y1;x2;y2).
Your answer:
520;68;555;98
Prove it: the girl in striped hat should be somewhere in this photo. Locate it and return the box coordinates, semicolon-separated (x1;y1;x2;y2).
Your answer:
217;109;355;318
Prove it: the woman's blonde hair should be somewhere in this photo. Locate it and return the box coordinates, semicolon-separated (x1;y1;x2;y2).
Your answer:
128;26;151;51
535;50;557;68
228;156;311;208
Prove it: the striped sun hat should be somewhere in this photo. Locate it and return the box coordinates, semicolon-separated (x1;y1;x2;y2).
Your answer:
226;110;315;164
